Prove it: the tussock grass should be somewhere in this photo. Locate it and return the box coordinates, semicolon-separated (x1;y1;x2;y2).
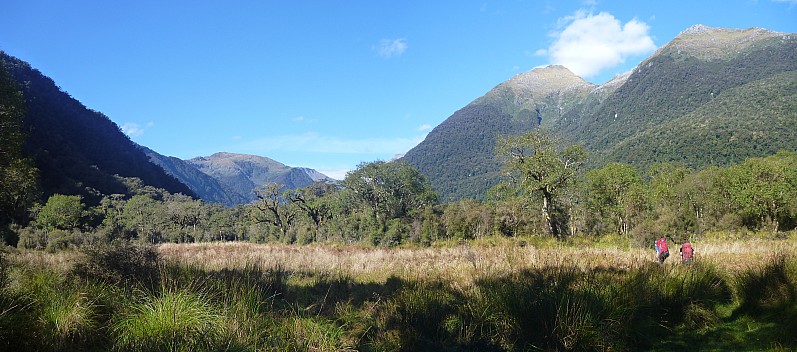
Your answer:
0;237;794;351
113;288;226;352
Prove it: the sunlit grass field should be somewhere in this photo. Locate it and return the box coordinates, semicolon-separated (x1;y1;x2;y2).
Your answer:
2;234;796;351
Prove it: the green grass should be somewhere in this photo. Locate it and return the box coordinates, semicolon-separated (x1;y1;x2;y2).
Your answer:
0;242;795;351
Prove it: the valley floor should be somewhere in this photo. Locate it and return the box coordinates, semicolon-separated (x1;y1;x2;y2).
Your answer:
2;235;796;351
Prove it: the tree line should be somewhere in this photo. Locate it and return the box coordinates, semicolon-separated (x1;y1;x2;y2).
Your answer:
7;129;796;251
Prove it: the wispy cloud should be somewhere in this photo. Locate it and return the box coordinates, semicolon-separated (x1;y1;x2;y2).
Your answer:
772;0;797;6
374;38;408;58
121;121;153;138
417;124;432;131
543;10;656;78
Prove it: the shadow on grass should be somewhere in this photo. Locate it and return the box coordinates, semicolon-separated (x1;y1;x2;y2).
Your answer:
3;243;795;351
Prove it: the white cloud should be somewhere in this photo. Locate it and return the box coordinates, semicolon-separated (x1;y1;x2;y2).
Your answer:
544;10;656;78
121;122;145;137
417;124;432;131
374;38;408;58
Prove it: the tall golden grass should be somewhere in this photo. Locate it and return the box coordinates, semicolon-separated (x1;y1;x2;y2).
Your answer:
158;237;797;284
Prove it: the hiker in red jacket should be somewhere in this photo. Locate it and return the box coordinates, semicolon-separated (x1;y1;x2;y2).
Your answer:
680;241;694;264
654;237;669;264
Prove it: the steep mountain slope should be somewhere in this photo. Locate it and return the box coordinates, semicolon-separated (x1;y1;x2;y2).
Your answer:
403;65;612;201
142;147;248;206
404;25;797;201
562;25;797;161
0;52;195;203
186;152;332;203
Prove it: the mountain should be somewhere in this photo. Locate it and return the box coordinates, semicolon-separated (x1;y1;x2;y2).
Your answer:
0;52;195;204
142;147;248;206
184;152;333;204
402;65;607;201
403;25;797;201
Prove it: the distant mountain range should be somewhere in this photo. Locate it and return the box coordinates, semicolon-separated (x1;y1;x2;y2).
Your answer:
403;25;797;201
0;52;333;206
145;150;333;206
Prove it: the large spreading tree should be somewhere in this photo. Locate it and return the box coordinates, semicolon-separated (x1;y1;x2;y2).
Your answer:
496;129;586;237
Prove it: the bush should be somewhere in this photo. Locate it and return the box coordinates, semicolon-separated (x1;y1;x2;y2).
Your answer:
71;241;160;289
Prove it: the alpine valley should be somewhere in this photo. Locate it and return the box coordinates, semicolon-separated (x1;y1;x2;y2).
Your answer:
1;25;795;205
403;25;797;201
0;52;333;207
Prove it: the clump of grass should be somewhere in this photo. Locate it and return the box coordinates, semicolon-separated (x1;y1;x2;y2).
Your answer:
7;266;100;350
731;254;797;347
113;288;226;352
734;254;796;314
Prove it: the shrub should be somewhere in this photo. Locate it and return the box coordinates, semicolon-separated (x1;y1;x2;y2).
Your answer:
71;241;160;289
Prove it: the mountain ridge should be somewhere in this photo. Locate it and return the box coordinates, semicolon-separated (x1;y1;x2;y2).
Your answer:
404;25;797;201
0;51;196;204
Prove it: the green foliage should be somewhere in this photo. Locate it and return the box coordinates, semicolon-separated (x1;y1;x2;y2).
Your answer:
0;59;38;245
403;32;796;202
723;151;797;232
344;160;438;221
36;194;85;232
2;245;797;351
495;129;586;237
584;163;648;236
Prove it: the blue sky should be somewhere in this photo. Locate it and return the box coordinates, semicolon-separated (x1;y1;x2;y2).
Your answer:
2;1;796;179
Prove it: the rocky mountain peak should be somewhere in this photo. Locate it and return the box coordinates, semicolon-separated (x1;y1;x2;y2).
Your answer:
664;25;786;60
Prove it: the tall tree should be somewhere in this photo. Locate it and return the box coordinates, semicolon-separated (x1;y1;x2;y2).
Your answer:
496;129;586;237
724;151;797;232
36;194;84;232
288;180;336;242
584;163;647;236
344;160;438;221
252;183;298;242
0;61;38;244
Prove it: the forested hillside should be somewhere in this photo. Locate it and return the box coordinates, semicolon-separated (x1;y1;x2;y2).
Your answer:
403;65;603;201
404;25;797;201
0;52;194;205
565;26;797;166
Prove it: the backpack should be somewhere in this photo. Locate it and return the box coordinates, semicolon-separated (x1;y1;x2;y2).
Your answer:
681;242;693;260
656;238;668;253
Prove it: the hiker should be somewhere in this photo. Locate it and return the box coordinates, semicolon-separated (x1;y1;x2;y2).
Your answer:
654;237;669;264
680;241;694;264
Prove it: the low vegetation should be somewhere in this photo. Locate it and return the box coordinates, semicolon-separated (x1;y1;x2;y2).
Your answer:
1;236;795;351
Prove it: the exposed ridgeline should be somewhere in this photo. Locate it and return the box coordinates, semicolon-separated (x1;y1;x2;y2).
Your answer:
186;152;333;204
0;52;195;204
404;25;797;201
